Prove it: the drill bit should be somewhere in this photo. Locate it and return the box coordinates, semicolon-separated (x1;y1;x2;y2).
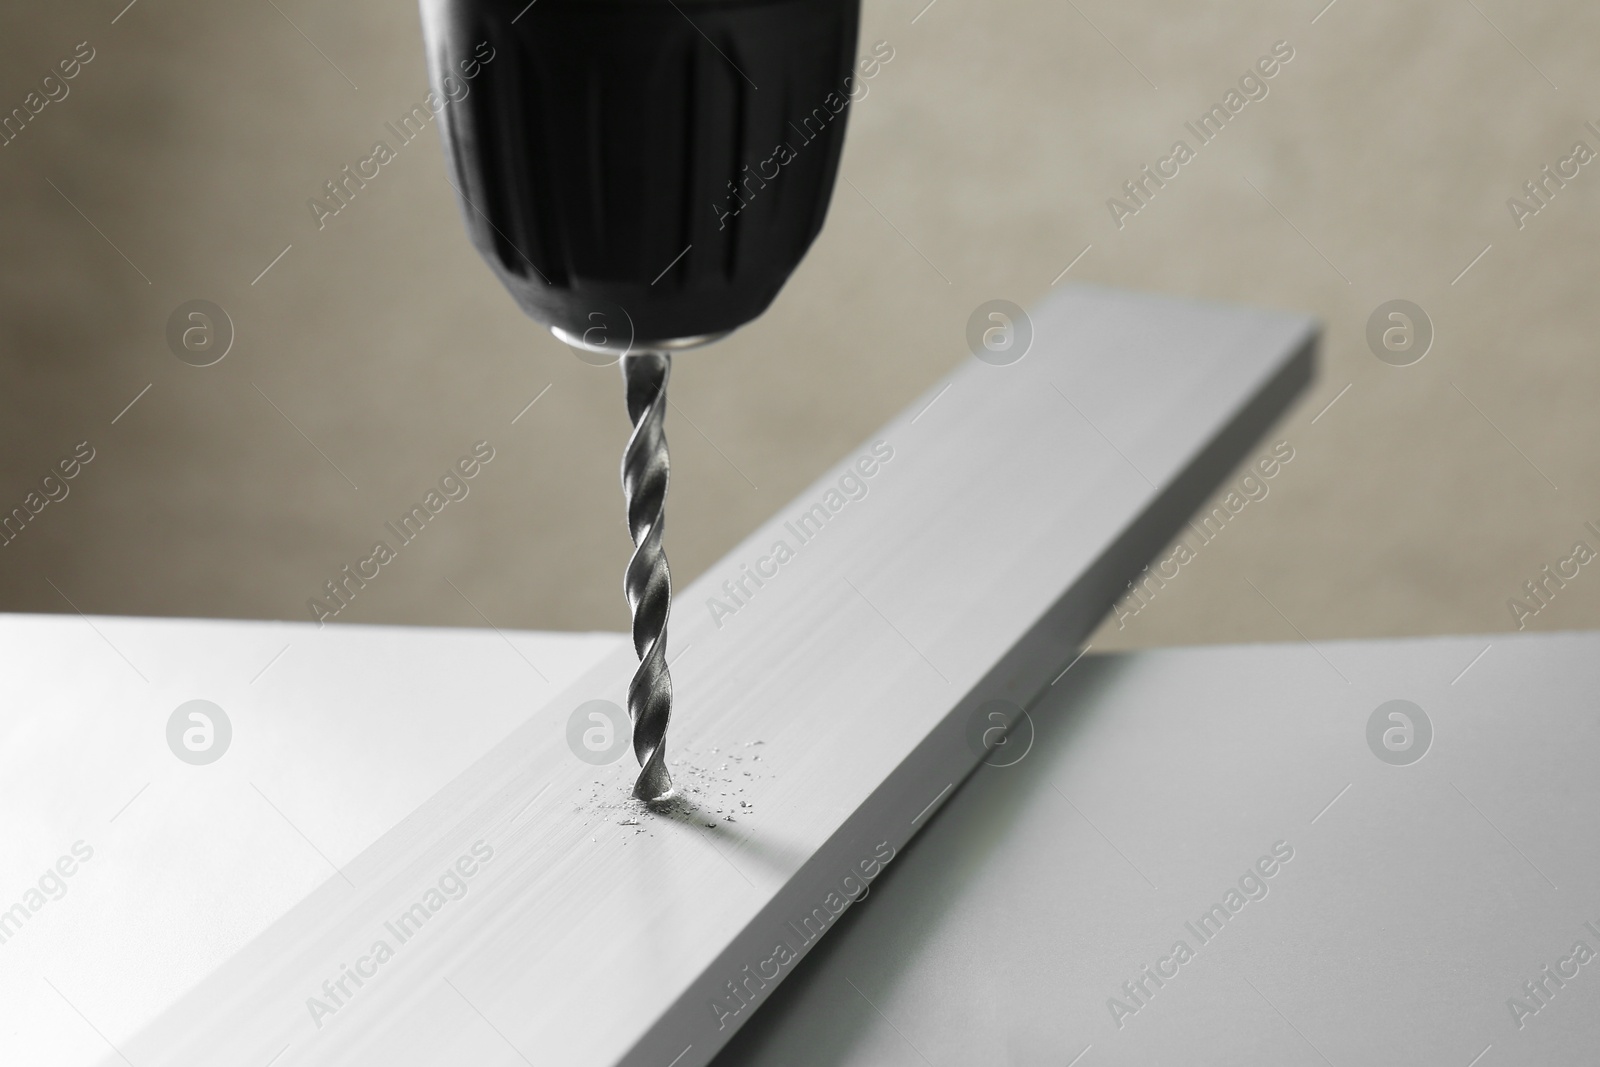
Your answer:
621;351;675;803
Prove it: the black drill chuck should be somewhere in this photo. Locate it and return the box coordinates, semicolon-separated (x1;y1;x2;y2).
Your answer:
420;0;862;348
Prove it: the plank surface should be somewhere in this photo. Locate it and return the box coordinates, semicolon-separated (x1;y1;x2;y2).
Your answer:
102;284;1315;1067
717;632;1600;1067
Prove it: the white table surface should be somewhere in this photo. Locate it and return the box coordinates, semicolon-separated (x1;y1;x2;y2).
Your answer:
12;615;1591;1067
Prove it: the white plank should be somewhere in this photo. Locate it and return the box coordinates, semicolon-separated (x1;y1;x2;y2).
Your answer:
96;284;1315;1067
718;631;1600;1066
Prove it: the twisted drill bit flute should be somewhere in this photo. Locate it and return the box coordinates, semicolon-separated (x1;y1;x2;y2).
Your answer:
621;352;674;802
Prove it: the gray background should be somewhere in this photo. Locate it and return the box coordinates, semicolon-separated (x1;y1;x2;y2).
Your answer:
2;0;1597;650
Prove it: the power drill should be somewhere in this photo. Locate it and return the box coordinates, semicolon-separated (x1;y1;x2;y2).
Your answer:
418;0;862;802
